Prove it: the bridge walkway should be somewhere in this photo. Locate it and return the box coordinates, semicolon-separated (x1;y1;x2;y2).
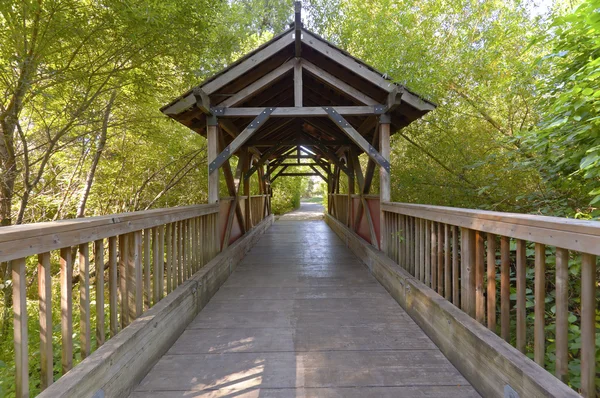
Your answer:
131;206;479;397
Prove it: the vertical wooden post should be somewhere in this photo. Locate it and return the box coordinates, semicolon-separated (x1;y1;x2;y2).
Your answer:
126;231;142;322
437;222;443;294
534;243;545;366
60;248;73;373
166;223;172;294
452;226;459;306
460;227;476;318
207;116;219;204
347;157;354;229
294;58;302;107
580;253;596;398
243;148;251;231
153;227;160;304
379;118;390;252
79;243;91;359
444;225;451;300
500;236;511;342
486;233;497;331
475;231;485;324
108;236;118;337
119;234;129;328
38;252;53;390
516;239;526;353
555;247;569;382
143;228;151;309
158;225;165;299
94;240;105;347
13;258;28;398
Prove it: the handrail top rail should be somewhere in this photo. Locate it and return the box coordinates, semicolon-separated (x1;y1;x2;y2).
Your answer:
382;201;600;255
0;203;219;262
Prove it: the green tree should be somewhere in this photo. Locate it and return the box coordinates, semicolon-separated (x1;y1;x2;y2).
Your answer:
522;0;600;208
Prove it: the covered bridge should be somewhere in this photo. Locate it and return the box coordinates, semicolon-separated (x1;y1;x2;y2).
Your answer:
3;3;596;398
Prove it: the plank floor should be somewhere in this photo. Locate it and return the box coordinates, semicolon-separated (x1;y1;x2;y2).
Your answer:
131;206;479;397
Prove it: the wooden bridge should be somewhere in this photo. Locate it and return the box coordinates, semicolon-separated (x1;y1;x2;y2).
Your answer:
3;3;597;397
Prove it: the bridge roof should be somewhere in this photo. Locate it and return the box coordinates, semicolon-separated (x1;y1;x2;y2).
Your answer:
160;23;434;151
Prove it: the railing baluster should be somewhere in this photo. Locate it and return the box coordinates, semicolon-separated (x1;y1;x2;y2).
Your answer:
475;231;485;324
486;233;497;331
452;225;459;306
109;237;118;337
131;231;143;319
80;243;91;359
437;222;443;294
199;217;204;268
144;228;151;309
119;234;129;328
152;227;159;304
500;236;510;342
420;219;425;282
94;240;105;347
192;217;197;273
166;223;172;294
460;228;476;317
427;222;438;290
534;243;545;366
580;253;596;398
178;221;183;285
427;220;432;287
38;252;53;390
444;224;451;300
516;239;526;353
173;221;179;288
158;225;165;299
13;257;28;398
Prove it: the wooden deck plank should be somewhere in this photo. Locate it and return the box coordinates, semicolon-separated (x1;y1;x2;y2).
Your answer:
131;211;478;397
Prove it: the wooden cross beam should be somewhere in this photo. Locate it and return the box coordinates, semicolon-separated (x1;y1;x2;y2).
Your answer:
323;107;390;173
212;106;385;118
209;108;275;173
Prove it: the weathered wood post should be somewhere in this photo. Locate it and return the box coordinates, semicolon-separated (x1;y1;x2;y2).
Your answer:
207;116;219;204
379;115;391;252
243;147;251;230
347;155;354;228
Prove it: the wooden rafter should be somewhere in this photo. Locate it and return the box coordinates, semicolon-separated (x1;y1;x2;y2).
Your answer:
324;107;390;172
218;59;295;108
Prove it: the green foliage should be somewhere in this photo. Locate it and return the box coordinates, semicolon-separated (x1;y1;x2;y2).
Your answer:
521;0;600;209
271;174;306;214
306;0;589;215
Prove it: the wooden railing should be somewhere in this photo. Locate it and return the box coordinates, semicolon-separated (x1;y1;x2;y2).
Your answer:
1;204;220;397
381;202;598;397
328;194;349;226
249;194;269;227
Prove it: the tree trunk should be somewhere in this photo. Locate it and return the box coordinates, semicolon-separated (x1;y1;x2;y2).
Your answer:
76;91;116;218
